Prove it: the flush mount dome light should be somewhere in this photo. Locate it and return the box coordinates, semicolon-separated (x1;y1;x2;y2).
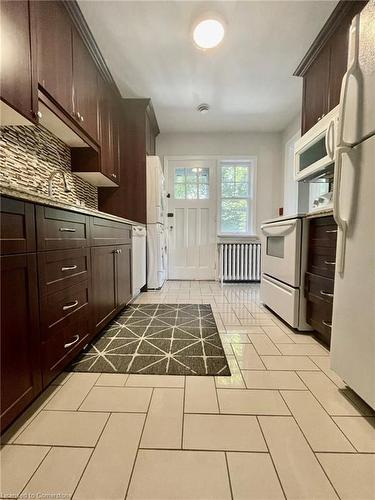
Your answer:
193;18;225;49
197;103;209;114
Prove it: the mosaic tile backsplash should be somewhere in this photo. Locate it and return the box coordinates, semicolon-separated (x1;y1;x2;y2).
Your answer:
0;125;98;209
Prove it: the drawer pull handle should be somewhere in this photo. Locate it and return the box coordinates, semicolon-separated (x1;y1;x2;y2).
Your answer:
324;261;336;266
326;229;338;233
59;227;76;232
322;320;332;328
320;290;334;298
61;265;77;272
62;300;78;311
64;334;80;349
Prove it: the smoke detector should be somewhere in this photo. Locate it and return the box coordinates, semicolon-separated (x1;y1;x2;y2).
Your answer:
197;103;209;114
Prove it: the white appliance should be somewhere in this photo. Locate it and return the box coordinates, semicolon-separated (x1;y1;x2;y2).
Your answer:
294;105;339;182
132;226;147;298
146;156;167;289
330;1;375;409
260;214;311;330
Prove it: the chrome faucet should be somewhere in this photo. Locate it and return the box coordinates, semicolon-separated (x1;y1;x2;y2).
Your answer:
48;169;72;197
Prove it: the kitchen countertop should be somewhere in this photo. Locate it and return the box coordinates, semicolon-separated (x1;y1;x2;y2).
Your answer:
0;184;145;227
305;207;334;218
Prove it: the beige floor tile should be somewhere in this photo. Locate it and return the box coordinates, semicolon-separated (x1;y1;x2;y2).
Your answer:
1;385;62;444
217;389;290;415
333;416;375;452
141;388;184;449
220;333;251;343
126;374;184;387
317;453;375;500
183;414;267;451
22;447;91;499
45;373;100;411
281;390;355;452
222;343;234;356
127;449;231;500
261;326;295;344
225;326;264;334
298;372;373;416
261;355;319;371
95;373;129;386
50;371;73;386
309;356;346;388
259;416;338;499
15;411;108;447
79;386;152;412
227;452;284;500
73;413;145;500
232;344;266;370
277;343;329;356
240;318;276;326
216;356;245;389
0;445;50;498
247;334;281;355
185;376;219;413
242;370;306;390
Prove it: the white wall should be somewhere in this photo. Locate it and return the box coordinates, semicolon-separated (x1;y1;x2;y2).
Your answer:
157;132;283;236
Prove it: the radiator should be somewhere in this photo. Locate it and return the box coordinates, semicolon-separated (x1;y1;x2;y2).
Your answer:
218;242;261;283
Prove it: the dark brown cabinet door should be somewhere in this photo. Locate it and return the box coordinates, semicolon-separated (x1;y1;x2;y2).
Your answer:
98;75;113;179
34;0;73;114
72;29;99;142
0;197;36;255
302;45;330;135
328;22;349;111
0;0;37;123
1;254;42;432
116;244;132;307
91;245;117;332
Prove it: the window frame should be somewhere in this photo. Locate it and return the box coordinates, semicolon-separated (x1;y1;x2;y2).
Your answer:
217;159;256;237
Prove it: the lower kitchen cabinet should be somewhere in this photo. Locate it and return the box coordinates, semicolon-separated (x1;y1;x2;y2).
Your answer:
117;244;132;307
0;254;42;432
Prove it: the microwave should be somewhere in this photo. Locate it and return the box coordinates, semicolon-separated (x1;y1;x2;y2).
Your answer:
294;105;339;182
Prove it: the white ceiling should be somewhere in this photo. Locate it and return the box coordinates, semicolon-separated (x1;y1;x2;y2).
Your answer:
78;0;337;133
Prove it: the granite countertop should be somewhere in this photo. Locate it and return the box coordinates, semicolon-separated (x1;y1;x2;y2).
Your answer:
305;207;334;218
0;184;145;227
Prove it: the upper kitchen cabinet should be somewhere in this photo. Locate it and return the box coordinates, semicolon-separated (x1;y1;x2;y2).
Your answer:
72;28;99;142
98;98;160;223
34;0;73;115
295;0;367;135
0;0;38;124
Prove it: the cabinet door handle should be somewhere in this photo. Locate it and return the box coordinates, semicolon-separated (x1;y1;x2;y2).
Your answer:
322;320;332;328
59;227;76;233
62;300;78;311
324;261;336;266
326;229;338;233
61;265;77;271
80;115;84;122
320;290;334;298
117;249;122;254
64;334;80;349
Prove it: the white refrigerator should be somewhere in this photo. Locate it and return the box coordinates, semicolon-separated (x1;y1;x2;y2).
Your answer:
146;155;167;289
330;0;375;409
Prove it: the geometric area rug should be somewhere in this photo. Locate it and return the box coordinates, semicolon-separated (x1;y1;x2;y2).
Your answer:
69;304;231;376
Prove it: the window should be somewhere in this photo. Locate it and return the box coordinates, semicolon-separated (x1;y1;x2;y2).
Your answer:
174;167;209;200
219;161;254;235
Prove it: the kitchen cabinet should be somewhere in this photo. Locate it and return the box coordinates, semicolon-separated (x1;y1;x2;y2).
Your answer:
0;254;42;433
0;197;36;255
34;0;73;114
98;98;160;223
72;28;99;142
295;1;367;135
0;0;37;124
117;244;132;307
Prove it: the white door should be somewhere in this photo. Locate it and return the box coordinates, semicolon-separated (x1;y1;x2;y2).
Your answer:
167;158;216;280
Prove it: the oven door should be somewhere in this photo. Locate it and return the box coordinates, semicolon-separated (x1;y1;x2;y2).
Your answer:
261;218;302;287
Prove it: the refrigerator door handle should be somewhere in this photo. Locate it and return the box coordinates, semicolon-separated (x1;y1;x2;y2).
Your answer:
333;147;350;274
337;14;360;148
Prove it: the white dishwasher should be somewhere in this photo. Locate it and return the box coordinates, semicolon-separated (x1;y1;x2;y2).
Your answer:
132;226;147;298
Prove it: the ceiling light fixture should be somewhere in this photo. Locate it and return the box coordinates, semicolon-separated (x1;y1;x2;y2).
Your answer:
193;18;225;49
197;103;210;114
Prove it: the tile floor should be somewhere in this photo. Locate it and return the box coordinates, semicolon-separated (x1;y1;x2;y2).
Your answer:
1;281;374;500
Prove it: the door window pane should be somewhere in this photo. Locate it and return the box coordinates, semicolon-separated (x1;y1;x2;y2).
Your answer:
199;183;209;199
221;199;248;233
186;184;198;199
174;184;185;199
174;166;209;199
175;168;185;183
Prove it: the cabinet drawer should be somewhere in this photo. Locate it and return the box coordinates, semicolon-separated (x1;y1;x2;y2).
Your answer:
41;305;90;386
90;217;131;246
0;197;36;255
306;299;332;347
38;248;90;295
309;217;337;248
36;205;89;251
307;246;336;278
40;281;89;337
305;272;334;304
